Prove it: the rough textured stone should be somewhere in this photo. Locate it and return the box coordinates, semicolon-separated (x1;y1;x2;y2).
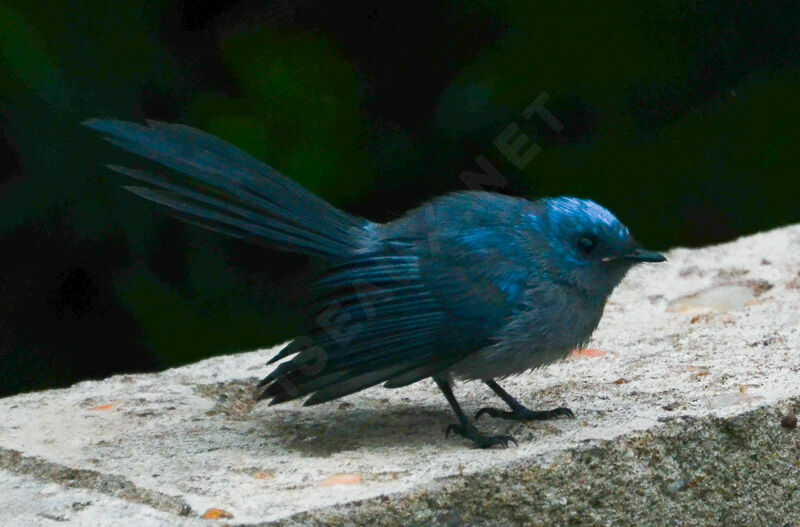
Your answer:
1;224;799;526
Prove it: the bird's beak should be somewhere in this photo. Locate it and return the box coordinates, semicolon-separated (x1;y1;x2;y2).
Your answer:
621;248;666;263
602;248;666;263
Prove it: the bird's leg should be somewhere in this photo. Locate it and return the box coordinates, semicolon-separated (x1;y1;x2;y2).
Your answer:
434;376;516;448
475;379;575;421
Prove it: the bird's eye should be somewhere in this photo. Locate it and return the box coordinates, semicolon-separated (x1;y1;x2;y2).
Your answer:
577;235;597;254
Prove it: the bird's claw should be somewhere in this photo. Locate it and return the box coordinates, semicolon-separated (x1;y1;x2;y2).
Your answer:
548;406;576;419
475;405;575;421
474;407;512;420
445;423;517;449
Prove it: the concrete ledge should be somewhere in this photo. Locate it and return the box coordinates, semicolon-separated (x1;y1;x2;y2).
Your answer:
1;224;799;525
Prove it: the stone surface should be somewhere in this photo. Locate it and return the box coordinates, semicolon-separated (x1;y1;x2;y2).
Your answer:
1;224;799;526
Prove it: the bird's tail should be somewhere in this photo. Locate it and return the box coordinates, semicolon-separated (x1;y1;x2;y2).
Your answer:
84;119;370;261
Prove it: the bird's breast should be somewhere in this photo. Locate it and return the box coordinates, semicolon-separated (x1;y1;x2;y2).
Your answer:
448;284;606;380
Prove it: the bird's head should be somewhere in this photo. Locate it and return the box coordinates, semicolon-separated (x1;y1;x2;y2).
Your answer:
532;196;665;299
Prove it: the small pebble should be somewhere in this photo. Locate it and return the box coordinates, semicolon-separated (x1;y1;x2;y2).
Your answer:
780;412;797;430
569;348;606;359
89;403;116;411
665;479;687;496
202;508;233;520
667;285;755;313
319;473;363;487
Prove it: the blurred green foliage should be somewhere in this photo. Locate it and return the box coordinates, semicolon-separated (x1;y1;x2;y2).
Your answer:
0;1;797;394
192;28;370;200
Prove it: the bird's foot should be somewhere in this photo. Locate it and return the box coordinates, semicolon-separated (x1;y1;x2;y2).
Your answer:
475;405;575;421
445;422;517;449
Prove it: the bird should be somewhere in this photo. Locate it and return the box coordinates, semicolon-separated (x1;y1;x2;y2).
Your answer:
84;118;666;448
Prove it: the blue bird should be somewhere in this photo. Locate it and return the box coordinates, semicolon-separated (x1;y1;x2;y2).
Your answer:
84;119;665;448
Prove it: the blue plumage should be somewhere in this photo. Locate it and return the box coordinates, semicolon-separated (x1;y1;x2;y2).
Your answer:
85;119;665;448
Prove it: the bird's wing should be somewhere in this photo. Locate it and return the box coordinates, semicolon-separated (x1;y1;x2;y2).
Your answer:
415;226;528;348
257;241;460;405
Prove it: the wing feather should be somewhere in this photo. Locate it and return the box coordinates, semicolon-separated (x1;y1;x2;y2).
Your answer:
257;248;460;403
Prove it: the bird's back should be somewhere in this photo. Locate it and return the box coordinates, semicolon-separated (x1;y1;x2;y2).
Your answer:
381;191;542;351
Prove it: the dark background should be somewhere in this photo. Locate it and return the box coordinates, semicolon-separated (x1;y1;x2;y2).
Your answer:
1;1;798;396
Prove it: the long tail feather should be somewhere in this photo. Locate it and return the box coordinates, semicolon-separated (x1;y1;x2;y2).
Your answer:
85;119;371;260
